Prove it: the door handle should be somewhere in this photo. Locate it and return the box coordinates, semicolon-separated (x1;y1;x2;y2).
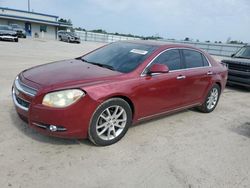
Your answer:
176;75;186;80
207;71;213;75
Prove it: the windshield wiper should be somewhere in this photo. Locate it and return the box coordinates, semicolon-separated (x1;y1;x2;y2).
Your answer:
80;58;115;70
90;62;115;70
234;56;250;59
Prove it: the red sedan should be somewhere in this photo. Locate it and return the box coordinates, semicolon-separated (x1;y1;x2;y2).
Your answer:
12;41;228;146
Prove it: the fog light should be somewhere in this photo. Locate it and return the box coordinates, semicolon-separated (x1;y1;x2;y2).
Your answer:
49;125;57;132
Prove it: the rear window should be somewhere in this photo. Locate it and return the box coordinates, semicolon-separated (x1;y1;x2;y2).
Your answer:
183;50;204;68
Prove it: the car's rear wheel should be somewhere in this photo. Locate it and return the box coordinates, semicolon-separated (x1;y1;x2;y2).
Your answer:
88;98;132;146
198;84;221;113
14;38;18;42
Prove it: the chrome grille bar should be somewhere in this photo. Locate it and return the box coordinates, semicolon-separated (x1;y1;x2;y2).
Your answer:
15;77;37;97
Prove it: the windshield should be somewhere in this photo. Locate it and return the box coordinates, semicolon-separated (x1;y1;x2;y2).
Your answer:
0;26;12;30
11;25;20;28
69;32;77;37
234;46;250;59
81;42;157;73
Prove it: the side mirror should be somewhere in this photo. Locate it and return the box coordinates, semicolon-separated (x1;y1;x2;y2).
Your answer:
148;64;169;75
231;54;235;57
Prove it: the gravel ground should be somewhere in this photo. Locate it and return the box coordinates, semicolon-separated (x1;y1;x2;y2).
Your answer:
0;39;250;188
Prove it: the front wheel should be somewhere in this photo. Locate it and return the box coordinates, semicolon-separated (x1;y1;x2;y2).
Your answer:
198;84;221;113
88;98;132;146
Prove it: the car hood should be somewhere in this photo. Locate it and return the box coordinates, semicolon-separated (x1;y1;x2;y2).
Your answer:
0;30;16;35
222;57;250;65
22;59;122;87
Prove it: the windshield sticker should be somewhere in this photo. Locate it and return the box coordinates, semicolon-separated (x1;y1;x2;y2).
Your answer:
130;49;148;55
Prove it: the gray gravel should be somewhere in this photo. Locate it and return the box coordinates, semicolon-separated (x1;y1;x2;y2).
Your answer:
0;39;250;188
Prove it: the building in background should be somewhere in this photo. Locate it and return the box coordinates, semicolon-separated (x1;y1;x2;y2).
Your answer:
0;7;71;40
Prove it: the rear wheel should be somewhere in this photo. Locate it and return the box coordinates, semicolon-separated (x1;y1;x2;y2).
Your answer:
14;38;18;42
198;84;221;113
88;98;132;146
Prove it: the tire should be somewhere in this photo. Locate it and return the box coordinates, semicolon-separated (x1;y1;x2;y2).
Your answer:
88;98;132;146
14;38;18;42
198;84;221;113
59;36;62;41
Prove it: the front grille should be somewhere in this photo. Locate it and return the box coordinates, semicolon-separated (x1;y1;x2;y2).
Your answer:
12;76;38;111
16;95;30;108
15;77;37;97
228;63;250;72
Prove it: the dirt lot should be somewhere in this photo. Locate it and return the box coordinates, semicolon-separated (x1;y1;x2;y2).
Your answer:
0;39;250;188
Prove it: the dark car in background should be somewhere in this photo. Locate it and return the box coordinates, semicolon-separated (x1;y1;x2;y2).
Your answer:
58;30;80;43
0;25;18;42
221;45;250;89
10;24;26;38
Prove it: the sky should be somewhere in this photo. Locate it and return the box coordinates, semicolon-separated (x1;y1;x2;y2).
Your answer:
0;0;249;42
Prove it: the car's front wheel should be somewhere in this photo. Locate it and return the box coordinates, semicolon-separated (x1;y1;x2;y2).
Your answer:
88;98;132;146
198;84;221;113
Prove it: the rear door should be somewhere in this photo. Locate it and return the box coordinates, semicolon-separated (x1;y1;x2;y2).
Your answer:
180;49;213;105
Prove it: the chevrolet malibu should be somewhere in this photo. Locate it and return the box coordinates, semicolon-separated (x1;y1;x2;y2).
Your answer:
12;41;228;146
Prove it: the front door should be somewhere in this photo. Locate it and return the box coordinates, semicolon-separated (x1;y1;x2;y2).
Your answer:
136;49;185;118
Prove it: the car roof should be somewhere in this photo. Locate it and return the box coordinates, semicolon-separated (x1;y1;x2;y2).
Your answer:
122;40;199;50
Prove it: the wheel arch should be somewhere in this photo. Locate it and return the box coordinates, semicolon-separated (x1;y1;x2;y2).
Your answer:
215;81;222;90
107;95;135;119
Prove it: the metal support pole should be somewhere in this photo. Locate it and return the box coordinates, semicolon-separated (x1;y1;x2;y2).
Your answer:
28;0;30;12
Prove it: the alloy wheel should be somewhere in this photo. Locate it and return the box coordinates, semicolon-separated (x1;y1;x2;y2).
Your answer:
96;105;127;141
206;88;219;110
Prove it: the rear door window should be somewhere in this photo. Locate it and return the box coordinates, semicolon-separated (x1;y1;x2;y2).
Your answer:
182;50;204;68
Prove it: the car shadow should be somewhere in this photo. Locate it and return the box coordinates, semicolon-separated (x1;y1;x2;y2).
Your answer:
9;106;93;146
232;122;250;138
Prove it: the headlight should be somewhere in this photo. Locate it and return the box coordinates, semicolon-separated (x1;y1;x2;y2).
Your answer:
42;89;85;108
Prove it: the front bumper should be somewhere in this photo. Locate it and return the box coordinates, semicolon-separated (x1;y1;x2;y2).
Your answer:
70;38;81;43
0;35;18;40
227;69;250;88
12;77;98;139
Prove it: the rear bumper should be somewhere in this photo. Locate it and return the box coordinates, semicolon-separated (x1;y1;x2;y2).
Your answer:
17;33;26;38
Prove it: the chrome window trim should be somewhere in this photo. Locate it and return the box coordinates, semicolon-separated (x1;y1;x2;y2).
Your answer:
140;48;212;77
12;88;29;111
15;77;36;97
